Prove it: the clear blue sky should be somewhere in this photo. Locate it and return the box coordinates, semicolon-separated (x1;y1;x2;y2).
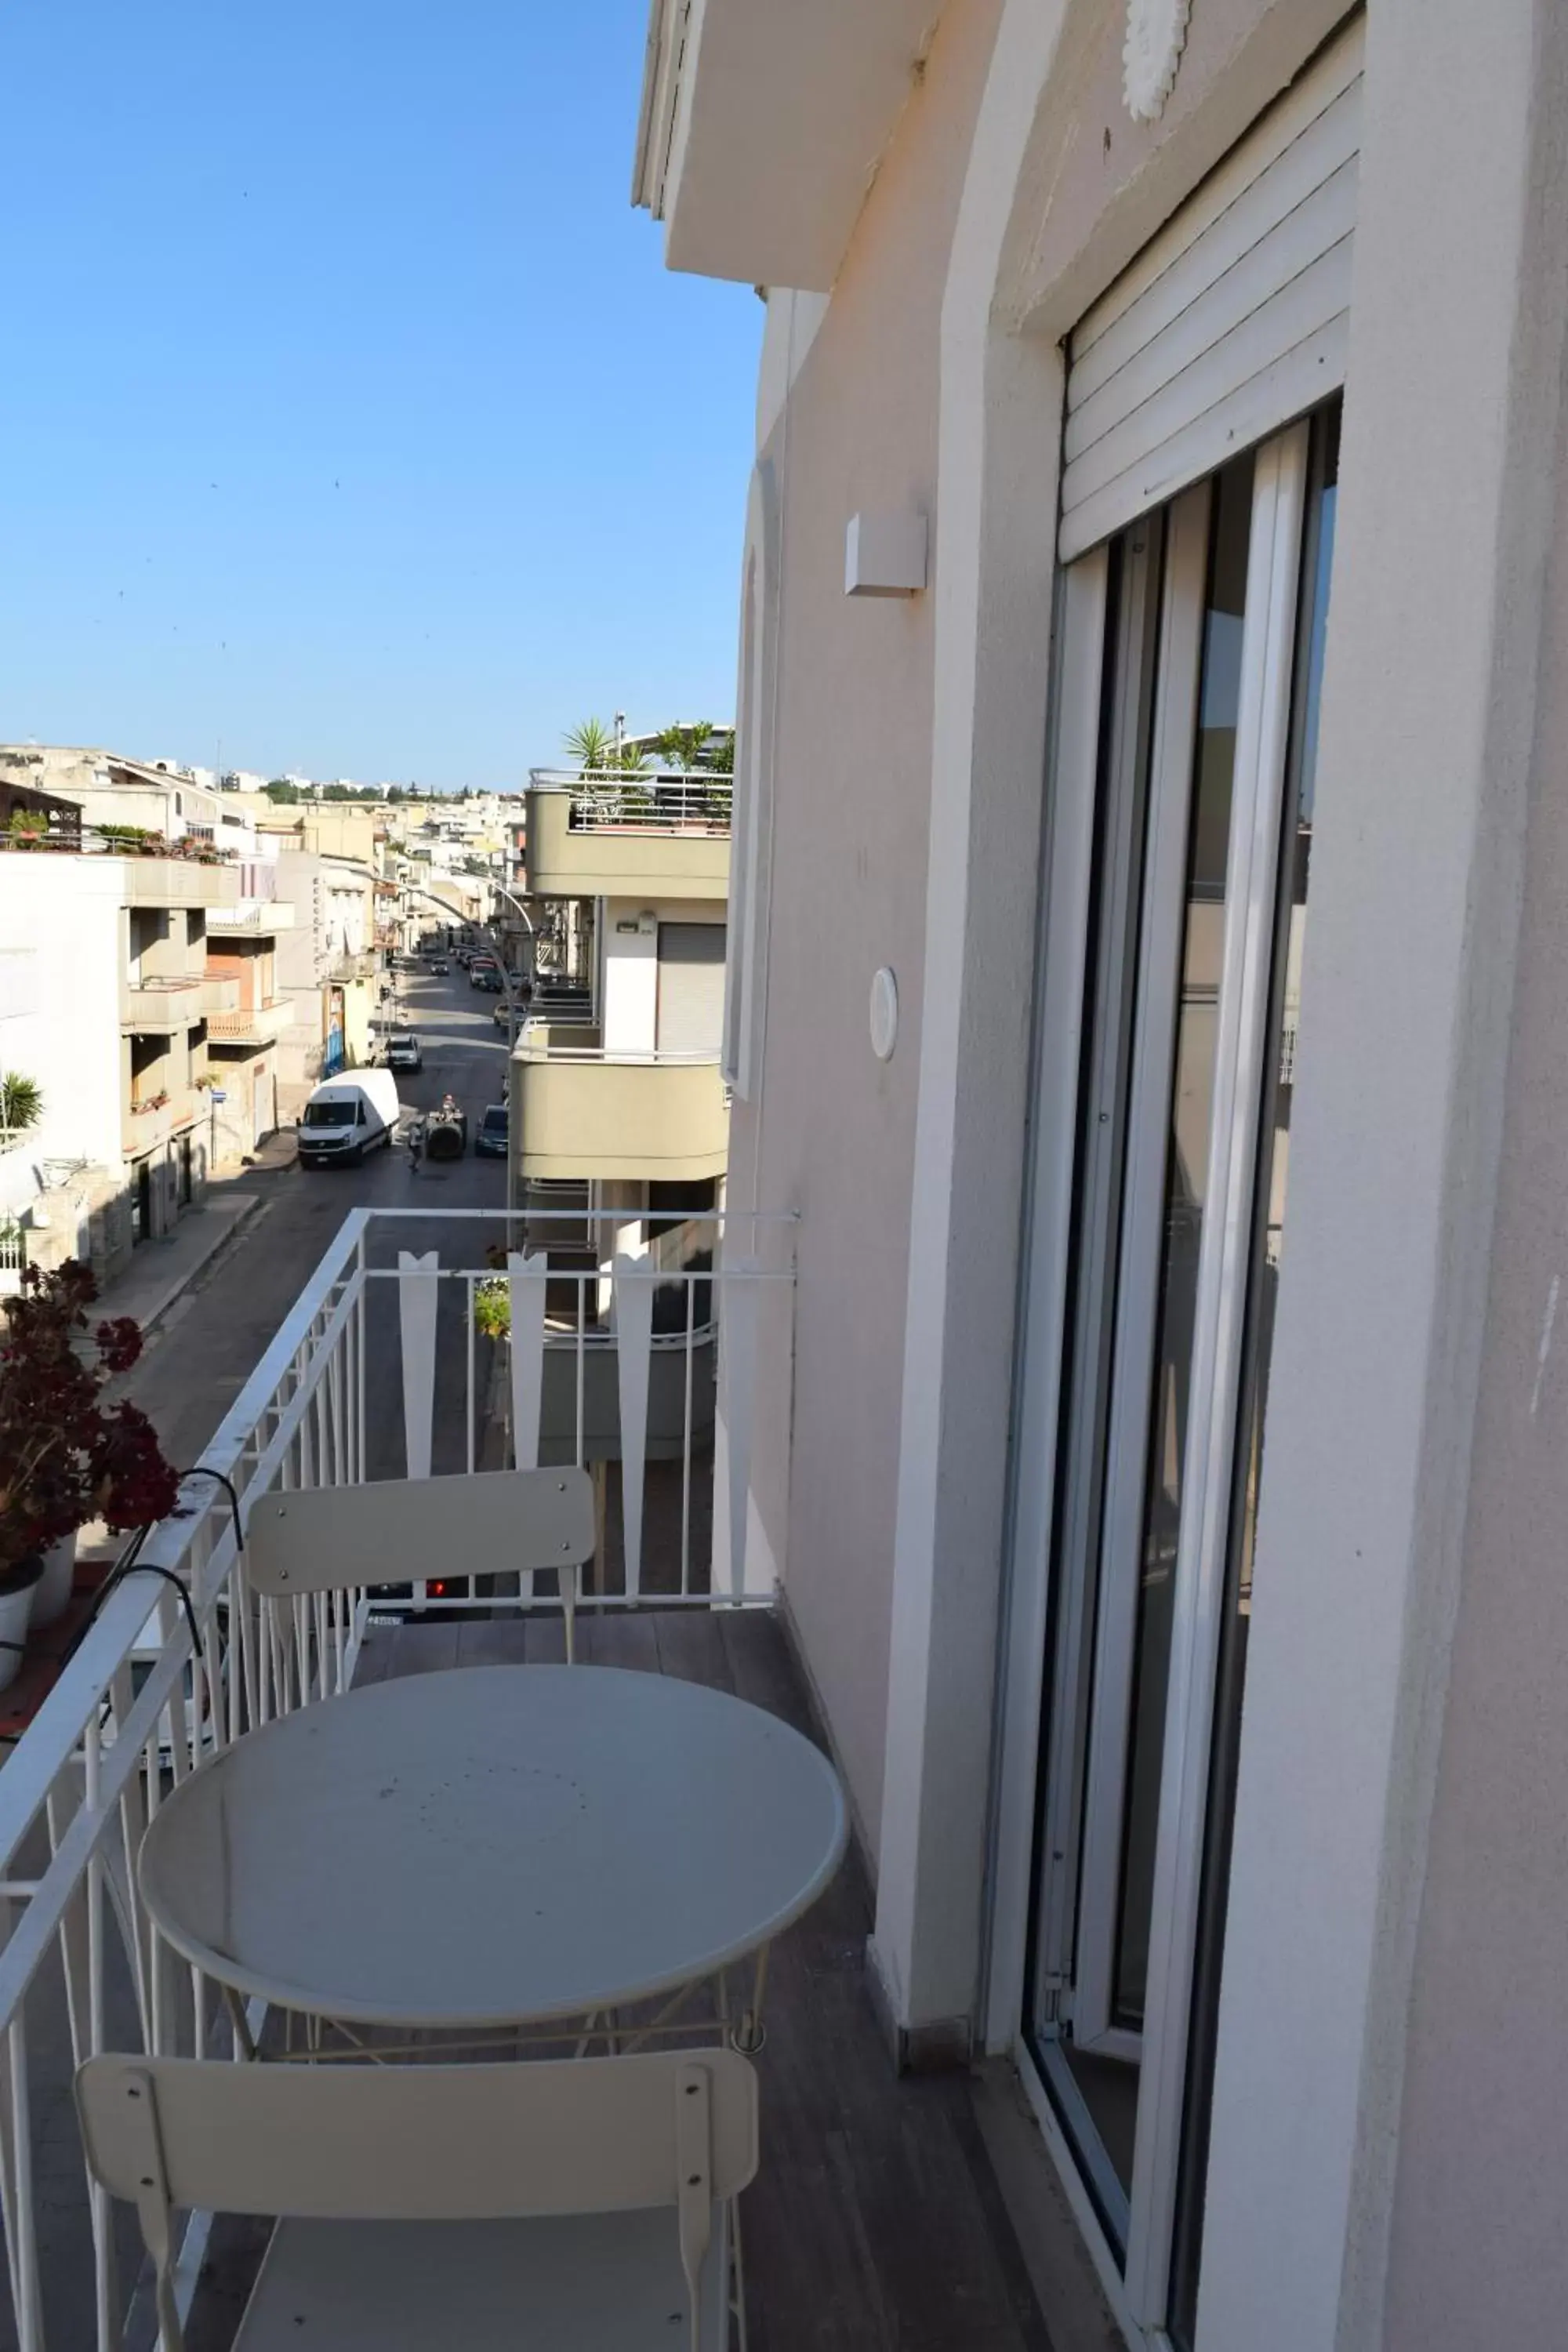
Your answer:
0;2;760;790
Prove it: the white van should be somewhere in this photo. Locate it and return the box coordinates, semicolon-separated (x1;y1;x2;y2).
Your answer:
298;1069;401;1169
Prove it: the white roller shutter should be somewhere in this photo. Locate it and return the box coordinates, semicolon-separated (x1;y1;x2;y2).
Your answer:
1060;20;1363;561
656;922;727;1054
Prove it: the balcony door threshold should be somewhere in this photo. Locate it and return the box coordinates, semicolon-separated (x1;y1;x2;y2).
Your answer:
1002;2041;1174;2352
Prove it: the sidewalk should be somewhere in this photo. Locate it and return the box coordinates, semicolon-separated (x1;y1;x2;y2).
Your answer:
95;1187;267;1337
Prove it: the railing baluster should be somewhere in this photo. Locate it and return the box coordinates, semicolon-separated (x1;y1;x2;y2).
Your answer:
682;1275;695;1597
575;1278;586;1473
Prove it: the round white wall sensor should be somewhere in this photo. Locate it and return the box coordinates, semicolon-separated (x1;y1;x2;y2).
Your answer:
869;966;898;1062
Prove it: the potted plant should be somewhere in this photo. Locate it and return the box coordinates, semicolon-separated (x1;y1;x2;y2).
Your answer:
0;1262;180;1663
0;1073;42;1142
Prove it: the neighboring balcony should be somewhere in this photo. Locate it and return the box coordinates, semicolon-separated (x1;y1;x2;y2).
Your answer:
122;1087;198;1155
206;999;296;1047
511;1025;728;1181
208;897;296;935
524;772;731;900
117;858;240;911
120;975;209;1033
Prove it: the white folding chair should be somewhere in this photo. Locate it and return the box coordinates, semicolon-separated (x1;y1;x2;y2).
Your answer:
76;2047;757;2351
245;1466;595;1661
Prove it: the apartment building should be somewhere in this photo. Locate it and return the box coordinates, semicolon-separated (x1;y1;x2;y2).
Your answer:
0;833;238;1282
633;3;1568;2347
0;745;229;845
270;848;381;1115
513;766;731;1241
201;850;296;1166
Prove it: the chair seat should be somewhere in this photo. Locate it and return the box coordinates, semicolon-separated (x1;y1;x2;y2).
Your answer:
233;2207;731;2350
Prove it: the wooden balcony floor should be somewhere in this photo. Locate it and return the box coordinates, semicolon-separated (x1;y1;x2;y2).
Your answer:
188;1606;1059;2352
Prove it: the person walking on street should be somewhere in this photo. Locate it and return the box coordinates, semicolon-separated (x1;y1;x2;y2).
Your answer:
407;1118;423;1177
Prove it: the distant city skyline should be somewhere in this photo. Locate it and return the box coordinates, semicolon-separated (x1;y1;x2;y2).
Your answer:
0;0;760;790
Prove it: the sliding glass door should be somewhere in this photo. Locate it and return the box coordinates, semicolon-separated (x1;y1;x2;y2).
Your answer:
1018;402;1339;2336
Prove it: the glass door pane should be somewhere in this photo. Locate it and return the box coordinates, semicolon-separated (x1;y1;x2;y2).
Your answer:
1023;417;1324;2299
1167;399;1339;2345
1112;459;1254;2029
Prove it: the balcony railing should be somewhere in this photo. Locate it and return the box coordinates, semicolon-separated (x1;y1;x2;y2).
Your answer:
528;770;733;836
511;1033;728;1181
523;776;731;901
119;976;207;1034
207;897;295;935
205;1000;294;1047
121;1089;198;1155
0;1204;793;2349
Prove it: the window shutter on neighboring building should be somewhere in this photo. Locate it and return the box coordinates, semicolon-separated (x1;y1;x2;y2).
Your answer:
656;922;727;1055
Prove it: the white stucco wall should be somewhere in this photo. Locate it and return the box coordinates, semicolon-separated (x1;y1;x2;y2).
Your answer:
724;0;1007;1864
0;859;129;1217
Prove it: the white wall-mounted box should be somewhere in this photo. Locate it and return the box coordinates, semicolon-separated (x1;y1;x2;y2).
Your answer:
845;510;927;597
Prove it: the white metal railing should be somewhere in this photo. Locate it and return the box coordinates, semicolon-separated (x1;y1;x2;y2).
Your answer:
528;769;733;836
0;1203;794;2350
517;1036;720;1067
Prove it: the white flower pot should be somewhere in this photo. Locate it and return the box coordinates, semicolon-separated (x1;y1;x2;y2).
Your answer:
31;1532;78;1629
0;1559;45;1695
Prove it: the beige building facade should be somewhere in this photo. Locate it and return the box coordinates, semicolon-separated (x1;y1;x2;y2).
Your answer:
637;2;1568;2347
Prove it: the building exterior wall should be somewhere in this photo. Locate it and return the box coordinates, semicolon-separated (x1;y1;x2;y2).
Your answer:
691;0;1568;2342
0;858;125;1189
1374;16;1568;2339
727;0;1004;1856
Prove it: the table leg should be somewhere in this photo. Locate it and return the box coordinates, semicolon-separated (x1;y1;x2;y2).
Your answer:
221;1984;257;2063
731;1946;769;2055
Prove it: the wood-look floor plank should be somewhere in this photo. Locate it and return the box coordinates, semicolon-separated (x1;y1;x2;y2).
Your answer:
718;1608;820;1743
575;1608;661;1671
383;1618;462;1678
523;1613;568;1664
650;1607;733;1692
454;1614;530;1666
349;1625;394;1686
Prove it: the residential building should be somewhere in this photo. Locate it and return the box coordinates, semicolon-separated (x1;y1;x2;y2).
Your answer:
201;844;296;1165
512;765;731;1247
628;3;1568;2347
271;848;382;1114
0;832;238;1282
0;745;228;845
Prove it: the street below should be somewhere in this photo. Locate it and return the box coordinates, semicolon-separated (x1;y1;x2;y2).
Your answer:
116;961;511;1475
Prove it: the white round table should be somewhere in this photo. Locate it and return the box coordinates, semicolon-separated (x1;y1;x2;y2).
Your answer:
137;1664;848;2029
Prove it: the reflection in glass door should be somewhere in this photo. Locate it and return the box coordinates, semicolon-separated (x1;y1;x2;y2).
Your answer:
1020;401;1339;2328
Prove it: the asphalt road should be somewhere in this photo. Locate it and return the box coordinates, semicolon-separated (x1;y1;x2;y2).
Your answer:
122;963;513;1476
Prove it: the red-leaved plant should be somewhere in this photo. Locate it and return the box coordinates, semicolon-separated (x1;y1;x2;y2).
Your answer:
0;1261;180;1574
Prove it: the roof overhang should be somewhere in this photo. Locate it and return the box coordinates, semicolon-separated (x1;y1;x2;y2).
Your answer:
633;0;938;292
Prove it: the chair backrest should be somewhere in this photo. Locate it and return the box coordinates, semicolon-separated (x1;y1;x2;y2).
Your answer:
243;1466;595;1599
78;2050;757;2352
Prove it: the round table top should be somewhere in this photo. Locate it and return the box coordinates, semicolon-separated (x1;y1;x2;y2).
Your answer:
137;1664;848;2029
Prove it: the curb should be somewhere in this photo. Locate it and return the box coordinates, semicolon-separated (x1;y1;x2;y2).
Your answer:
137;1193;271;1341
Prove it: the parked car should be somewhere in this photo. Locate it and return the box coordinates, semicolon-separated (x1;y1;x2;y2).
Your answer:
474;969;503;993
385;1033;423;1073
474;1103;509;1158
298;1070;401;1169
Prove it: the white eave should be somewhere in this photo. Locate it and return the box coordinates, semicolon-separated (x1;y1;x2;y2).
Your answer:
632;0;939;293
